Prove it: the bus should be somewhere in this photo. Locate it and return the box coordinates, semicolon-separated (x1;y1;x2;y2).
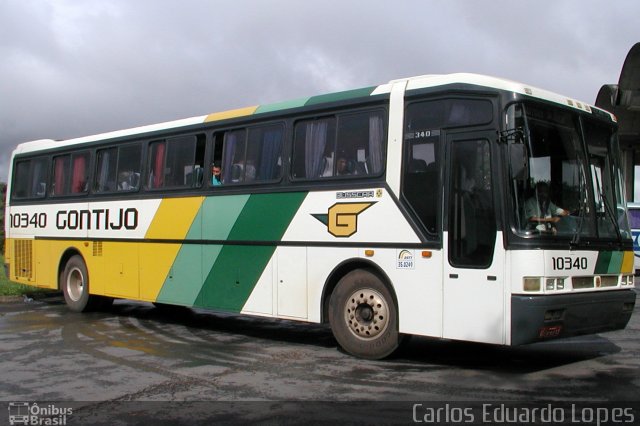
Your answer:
4;73;636;359
628;202;640;274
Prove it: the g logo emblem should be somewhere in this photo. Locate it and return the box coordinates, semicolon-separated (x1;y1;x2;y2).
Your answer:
313;202;375;238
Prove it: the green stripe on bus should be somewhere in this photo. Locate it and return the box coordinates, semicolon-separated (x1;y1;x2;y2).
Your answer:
155;244;203;306
607;251;623;274
594;251;612;274
195;192;307;311
594;251;625;274
304;86;377;106
255;98;310;114
156;195;250;306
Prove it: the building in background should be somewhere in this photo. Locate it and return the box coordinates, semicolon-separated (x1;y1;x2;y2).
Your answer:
596;43;640;201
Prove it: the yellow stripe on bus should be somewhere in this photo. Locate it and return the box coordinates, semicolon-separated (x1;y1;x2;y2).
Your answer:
145;197;204;239
622;251;634;274
204;106;259;122
141;197;204;301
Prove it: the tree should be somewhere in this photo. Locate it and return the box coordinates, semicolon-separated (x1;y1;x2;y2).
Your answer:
0;182;6;253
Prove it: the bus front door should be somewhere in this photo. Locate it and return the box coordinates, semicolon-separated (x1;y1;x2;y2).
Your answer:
442;132;505;344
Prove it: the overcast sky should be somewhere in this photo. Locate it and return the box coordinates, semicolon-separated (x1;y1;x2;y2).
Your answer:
1;0;639;181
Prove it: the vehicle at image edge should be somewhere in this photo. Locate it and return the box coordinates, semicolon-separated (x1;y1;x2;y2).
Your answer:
4;73;636;359
627;202;640;274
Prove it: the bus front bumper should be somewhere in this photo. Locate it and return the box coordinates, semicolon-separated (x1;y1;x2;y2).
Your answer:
511;289;636;346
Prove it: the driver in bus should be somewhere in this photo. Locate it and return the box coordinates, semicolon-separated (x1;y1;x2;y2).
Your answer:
524;181;569;233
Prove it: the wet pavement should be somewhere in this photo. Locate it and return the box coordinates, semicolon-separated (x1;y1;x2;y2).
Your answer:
1;291;639;424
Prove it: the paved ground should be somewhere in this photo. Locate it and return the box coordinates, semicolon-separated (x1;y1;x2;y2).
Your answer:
1;291;639;424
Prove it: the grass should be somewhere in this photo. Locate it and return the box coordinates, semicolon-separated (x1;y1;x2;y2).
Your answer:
0;253;55;297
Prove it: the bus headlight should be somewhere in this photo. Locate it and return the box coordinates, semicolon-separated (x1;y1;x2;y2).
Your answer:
622;275;634;286
524;277;541;292
546;279;555;291
524;277;567;293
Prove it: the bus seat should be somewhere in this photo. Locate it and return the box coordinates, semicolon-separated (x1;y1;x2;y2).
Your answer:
409;159;428;173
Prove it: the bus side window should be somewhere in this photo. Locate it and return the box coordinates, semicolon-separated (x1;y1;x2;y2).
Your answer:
96;144;142;193
335;111;385;177
292;117;336;179
210;133;224;186
214;124;283;185
146;135;205;189
11;158;49;200
221;130;247;184
70;153;89;194
95;147;118;192
51;152;89;196
292;111;384;180
118;144;142;191
147;141;166;189
247;124;284;182
403;138;438;234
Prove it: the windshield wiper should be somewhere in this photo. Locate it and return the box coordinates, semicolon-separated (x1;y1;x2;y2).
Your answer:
599;186;622;242
571;172;589;248
593;169;622;242
571;194;587;248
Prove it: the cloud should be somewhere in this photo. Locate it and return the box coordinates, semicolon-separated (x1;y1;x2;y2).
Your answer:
1;0;638;181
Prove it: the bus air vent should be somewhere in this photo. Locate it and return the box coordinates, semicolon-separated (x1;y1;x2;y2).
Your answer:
92;241;103;257
14;240;33;280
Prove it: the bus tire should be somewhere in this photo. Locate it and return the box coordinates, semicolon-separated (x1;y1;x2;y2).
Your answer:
61;255;97;312
329;269;399;359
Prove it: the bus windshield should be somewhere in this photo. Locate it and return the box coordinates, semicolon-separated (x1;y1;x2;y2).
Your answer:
507;103;631;241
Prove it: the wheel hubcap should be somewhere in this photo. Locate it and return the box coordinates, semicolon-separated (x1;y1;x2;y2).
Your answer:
67;267;84;302
344;288;389;339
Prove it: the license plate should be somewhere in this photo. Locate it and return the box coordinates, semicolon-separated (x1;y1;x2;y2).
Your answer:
538;325;562;338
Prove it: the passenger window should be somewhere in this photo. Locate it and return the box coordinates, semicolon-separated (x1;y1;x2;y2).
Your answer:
217;124;284;185
292;117;336;179
221;130;246;183
146;134;205;189
117;145;142;191
51;152;89;196
247;124;283;181
292;110;385;179
335;111;385;176
11;157;49;199
403;138;439;234
95;144;142;193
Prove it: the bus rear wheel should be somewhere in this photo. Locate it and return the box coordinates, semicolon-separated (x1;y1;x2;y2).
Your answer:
61;255;104;312
329;269;399;359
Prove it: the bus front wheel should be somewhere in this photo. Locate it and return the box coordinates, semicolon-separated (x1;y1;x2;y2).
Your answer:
329;269;399;359
61;255;100;312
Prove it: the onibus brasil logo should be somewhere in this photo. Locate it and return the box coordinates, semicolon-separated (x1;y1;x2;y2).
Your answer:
312;202;375;237
8;402;72;425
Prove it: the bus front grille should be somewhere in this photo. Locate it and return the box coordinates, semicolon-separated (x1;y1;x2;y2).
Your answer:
572;276;594;289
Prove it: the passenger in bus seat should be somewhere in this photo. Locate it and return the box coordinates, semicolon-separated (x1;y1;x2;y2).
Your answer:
118;171;139;190
118;171;132;190
245;160;256;181
336;156;353;175
231;163;243;182
321;154;334;177
211;162;222;185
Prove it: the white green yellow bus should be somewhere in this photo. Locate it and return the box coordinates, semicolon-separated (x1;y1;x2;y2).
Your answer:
4;73;636;359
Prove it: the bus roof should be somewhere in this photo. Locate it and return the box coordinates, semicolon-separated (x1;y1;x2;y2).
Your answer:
13;73;613;156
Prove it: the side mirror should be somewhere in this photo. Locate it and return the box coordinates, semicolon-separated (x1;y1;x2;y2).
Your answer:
509;144;528;181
